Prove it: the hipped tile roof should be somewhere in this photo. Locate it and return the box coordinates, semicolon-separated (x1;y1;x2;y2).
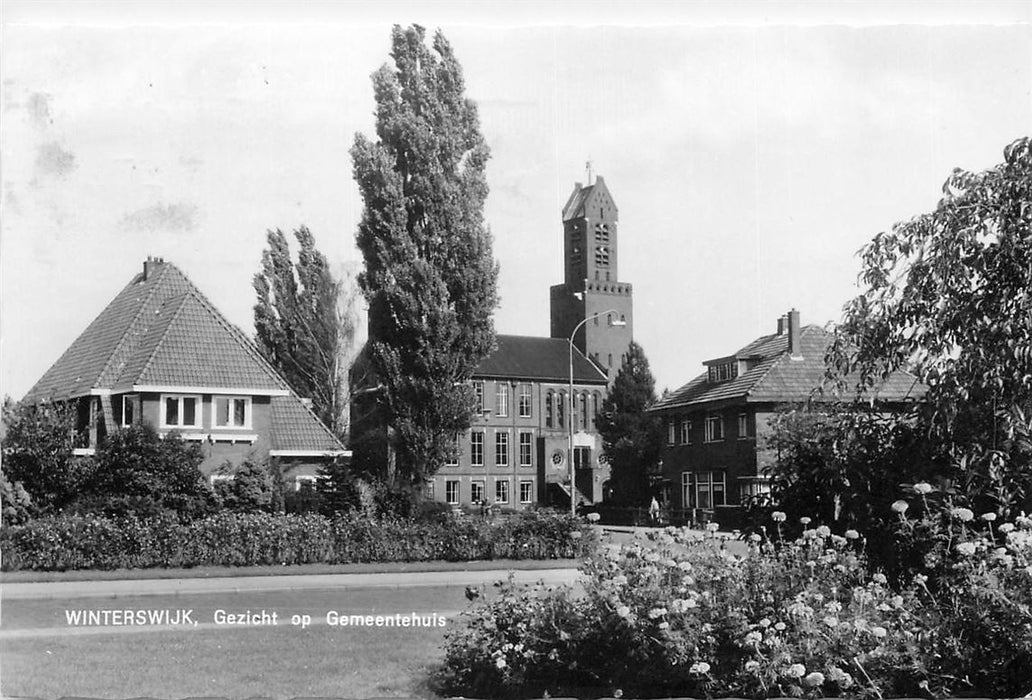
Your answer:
23;259;343;454
475;335;609;384
650;325;923;412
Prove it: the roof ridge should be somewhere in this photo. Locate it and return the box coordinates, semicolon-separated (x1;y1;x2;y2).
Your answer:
131;292;193;386
93;264;169;391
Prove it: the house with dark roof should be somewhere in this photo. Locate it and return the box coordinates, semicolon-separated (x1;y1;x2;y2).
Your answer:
648;309;923;518
22;257;346;486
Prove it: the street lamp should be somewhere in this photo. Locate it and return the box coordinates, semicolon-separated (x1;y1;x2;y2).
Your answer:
568;309;626;516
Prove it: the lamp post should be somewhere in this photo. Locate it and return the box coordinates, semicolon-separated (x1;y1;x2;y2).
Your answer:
568;309;626;516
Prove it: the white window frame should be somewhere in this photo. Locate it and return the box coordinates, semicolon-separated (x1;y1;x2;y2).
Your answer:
519;480;534;504
519;431;533;467
495;478;510;505
471;431;484;467
445;480;460;505
120;394;138;428
160;394;202;430
495;430;509;467
680;417;691;445
518;383;532;418
684;471;727;509
704;415;724;443
496;383;509;417
445;436;459;467
213;395;252;430
474;381;485;414
471;480;486;504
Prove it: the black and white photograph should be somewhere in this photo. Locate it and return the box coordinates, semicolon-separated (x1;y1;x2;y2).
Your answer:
2;2;1031;698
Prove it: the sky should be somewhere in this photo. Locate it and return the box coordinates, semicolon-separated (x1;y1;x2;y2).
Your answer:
2;2;1030;400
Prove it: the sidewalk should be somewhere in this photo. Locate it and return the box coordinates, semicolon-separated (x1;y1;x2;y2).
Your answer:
1;566;581;600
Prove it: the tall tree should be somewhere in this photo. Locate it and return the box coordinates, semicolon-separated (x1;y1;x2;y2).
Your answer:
253;227;358;439
596;342;665;506
351;25;498;487
828;137;1032;515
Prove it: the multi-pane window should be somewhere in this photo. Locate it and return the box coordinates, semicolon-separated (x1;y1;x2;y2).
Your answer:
668;419;676;445
518;384;532;418
471;480;485;504
519;432;533;467
121;395;137;427
738;413;749;439
520;480;534;504
683;471;727;509
214;396;250;429
704;415;724;442
707;362;739;383
557;392;566;429
471;431;485;467
495;479;510;504
161;395;200;429
446;480;460;505
495;431;509;467
545;391;555;428
496;383;509;417
474;382;485;413
581;392;589;431
680;418;692;445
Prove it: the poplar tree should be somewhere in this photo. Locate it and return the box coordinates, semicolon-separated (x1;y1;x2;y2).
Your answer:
351;25;498;487
253;226;358;440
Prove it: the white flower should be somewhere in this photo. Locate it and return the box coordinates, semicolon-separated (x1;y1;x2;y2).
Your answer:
844;529;860;539
981;512;997;522
774;622;787;631
799;516;812;526
616;605;631;618
745;660;760;672
771;511;787;523
955;541;977;556
749;533;762;543
951;507;975;522
816;525;831;537
495;657;507;669
872;572;888;584
822;616;839;628
758;617;771;628
744;631;762;645
570;531;583;539
689;661;711;674
999;522;1016;533
870;626;888;638
786;663;806;678
587;512;601;522
648;607;667;619
891;500;909;514
658;621;670;630
803;672;825;688
913;482;933;495
706;522;720;532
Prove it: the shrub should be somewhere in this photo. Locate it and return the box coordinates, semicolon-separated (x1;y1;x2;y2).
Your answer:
437;514;1032;699
0;509;592;571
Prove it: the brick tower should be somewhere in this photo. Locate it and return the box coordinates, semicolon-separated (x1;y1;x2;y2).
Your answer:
549;175;633;383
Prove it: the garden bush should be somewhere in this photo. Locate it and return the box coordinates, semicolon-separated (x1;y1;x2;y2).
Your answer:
0;510;594;571
437;500;1032;699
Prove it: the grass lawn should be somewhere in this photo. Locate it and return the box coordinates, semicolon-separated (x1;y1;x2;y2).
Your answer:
1;585;515;698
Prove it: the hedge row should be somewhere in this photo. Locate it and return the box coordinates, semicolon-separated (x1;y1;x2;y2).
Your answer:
0;510;594;571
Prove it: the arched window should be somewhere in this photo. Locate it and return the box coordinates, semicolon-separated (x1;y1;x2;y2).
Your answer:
593;391;602;427
558;391;566;429
581;392;589;431
545;391;554;428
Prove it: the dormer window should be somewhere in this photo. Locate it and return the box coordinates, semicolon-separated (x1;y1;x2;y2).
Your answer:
707;361;739;383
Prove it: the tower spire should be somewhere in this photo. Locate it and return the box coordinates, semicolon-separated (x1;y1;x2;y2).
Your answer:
585;158;593;186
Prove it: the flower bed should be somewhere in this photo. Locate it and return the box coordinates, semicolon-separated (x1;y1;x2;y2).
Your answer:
436;504;1032;698
0;510;594;571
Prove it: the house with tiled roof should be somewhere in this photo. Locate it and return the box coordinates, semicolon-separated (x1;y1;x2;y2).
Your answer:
648;309;923;517
22;257;346;484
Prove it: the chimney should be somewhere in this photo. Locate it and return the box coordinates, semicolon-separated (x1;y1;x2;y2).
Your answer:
787;308;802;359
776;315;787;335
143;256;164;281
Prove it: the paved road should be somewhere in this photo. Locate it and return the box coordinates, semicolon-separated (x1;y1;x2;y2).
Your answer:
1;567;581;600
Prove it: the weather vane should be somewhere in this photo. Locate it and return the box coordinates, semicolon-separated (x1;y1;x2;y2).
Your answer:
586;158;593;185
